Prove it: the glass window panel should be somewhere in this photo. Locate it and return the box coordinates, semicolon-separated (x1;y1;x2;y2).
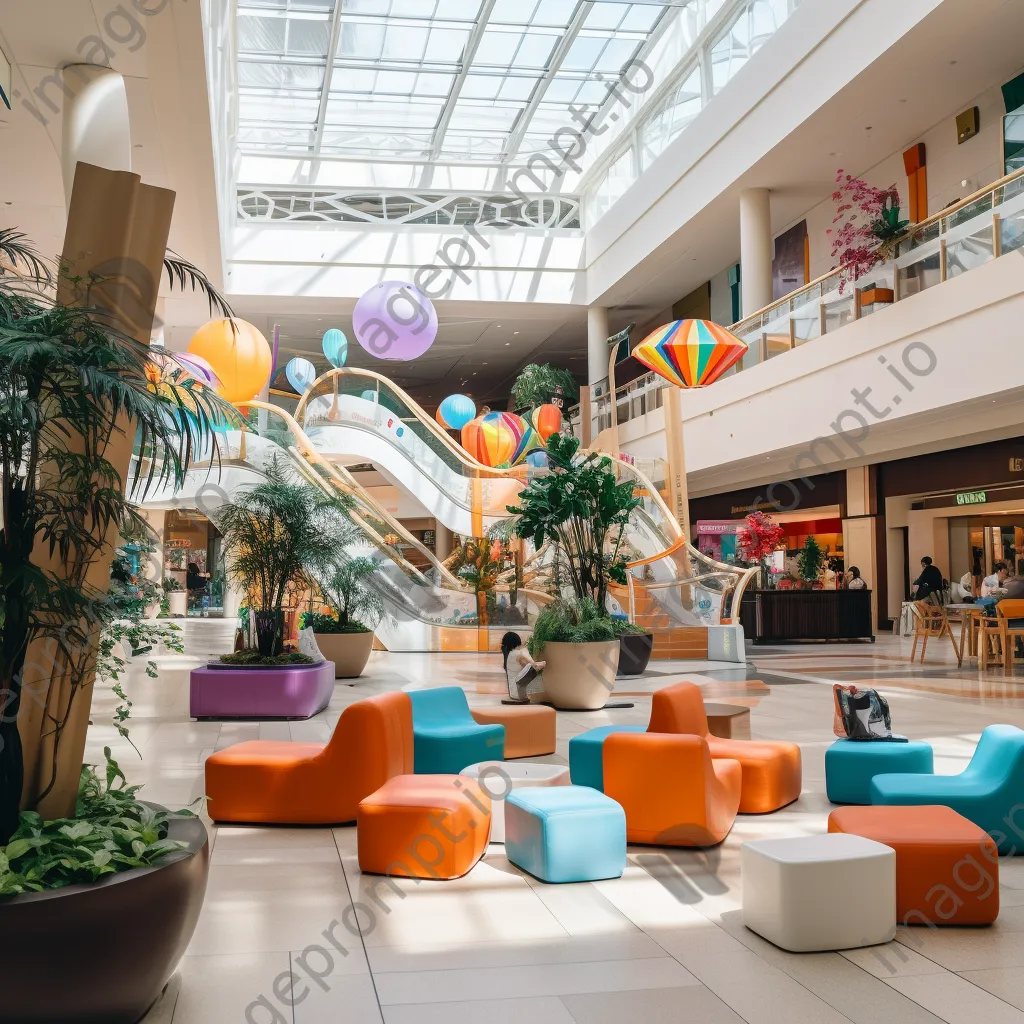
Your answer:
449;102;521;131
285;18;330;55
461;73;503;100
588;147;635;225
434;0;483;20
238;61;325;90
561;35;605;72
640;64;701;169
344;0;389;13
593;37;637;73
374;69;420;94
238;15;285;53
332;67;378;92
499;76;537;102
585;3;627;31
620;5;661;32
325;97;443;127
489;0;537;25
526;0;575;26
514;30;559;68
239;91;320;122
543;77;584;104
475;29;523;66
424;27;469;63
390;0;438;17
337;21;385;60
383;25;429;61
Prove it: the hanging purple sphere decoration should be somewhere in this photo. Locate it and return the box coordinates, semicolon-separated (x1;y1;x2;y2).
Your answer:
285;356;317;395
322;328;348;368
352;280;438;361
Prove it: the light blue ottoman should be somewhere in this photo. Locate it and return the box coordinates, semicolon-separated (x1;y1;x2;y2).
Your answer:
505;785;627;883
825;739;933;805
568;725;646;791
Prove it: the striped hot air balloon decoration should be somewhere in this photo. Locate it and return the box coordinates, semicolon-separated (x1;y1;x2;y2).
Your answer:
632;319;747;388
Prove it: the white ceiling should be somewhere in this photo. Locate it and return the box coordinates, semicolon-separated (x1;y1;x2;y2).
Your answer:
0;0;224;315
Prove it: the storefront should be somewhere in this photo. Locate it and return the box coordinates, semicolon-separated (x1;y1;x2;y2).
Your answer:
878;434;1024;623
160;509;226;617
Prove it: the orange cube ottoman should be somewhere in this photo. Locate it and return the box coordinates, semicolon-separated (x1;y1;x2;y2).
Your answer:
471;705;556;758
358;775;492;880
828;805;999;926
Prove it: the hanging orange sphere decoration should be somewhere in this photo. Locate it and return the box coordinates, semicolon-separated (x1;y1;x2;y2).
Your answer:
186;318;272;404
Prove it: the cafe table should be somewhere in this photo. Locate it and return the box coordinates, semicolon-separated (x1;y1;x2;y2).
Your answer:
944;603;986;664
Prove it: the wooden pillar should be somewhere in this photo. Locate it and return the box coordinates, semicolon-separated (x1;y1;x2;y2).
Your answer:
663;387;690;540
19;163;174;820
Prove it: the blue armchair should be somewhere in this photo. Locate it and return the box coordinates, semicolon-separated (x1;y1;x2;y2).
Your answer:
408;687;505;774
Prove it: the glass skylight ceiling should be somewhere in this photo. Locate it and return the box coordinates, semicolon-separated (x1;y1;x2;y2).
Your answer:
235;0;670;165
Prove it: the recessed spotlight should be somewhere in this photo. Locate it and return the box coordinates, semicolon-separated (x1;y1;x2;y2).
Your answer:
514;331;520;335
505;342;511;346
497;324;502;328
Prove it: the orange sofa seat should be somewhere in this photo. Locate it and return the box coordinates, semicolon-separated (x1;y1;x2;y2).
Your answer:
828;804;999;926
471;705;556;758
648;681;801;814
604;732;741;846
205;691;413;824
358;775;491;879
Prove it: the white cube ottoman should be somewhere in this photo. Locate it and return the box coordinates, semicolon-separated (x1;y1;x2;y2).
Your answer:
460;761;569;842
742;834;896;952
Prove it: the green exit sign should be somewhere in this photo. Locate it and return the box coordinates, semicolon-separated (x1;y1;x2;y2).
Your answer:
956;491;987;506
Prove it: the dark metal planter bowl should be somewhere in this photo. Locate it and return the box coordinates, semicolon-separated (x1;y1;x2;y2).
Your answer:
0;811;210;1023
618;631;654;676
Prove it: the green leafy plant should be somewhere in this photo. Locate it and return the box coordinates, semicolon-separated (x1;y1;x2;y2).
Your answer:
161;575;184;593
528;597;645;656
0;228;235;842
215;460;346;655
510;363;579;411
218;650;315;666
509;433;640;612
299;611;373;634
311;556;382;633
797;536;825;586
0;748;193;899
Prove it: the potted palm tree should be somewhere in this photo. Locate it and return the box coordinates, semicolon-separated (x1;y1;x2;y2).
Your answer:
508;433;646;708
302;556;383;678
216;461;342;658
0;227;233;1022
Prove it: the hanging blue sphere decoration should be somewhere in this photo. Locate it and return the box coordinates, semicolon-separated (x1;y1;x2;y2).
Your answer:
285;357;317;395
438;393;477;431
322;328;348;368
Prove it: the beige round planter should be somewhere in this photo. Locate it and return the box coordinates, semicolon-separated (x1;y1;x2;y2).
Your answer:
538;639;619;710
314;630;374;678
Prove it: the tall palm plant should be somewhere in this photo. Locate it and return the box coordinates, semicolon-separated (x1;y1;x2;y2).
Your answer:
217;461;351;655
0;230;235;843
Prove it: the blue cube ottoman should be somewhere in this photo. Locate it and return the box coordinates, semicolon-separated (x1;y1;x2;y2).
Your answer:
504;785;627;883
825;739;934;805
568;725;646;791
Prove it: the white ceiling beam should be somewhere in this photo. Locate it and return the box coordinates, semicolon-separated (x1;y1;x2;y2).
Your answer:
428;0;499;161
310;0;346;167
500;1;594;166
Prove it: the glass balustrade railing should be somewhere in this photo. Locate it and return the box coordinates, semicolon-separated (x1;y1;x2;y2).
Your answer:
571;165;1024;437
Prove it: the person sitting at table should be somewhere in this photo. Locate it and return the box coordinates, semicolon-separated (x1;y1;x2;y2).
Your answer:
913;556;944;601
847;566;867;589
981;561;1010;598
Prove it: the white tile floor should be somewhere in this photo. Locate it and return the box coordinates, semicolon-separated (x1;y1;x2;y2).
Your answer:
87;622;1024;1024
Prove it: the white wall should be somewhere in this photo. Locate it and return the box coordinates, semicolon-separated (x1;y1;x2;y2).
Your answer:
795;80;1014;282
618;251;1024;495
709;266;734;325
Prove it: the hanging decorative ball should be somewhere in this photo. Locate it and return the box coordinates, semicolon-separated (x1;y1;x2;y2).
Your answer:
284;357;317;395
510;424;543;466
352;281;438;361
528;403;562;442
461;411;526;468
174;353;220;388
632;319;747;388
438;393;477;431
187;318;272;404
322;328;348;368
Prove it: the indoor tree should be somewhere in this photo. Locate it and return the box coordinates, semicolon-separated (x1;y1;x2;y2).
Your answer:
305;556;384;634
507;432;639;611
0;228;232;844
510;363;579;411
797;535;825;588
216;460;347;655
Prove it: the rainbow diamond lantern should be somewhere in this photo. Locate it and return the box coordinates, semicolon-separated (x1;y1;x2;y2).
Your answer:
632;319;747;389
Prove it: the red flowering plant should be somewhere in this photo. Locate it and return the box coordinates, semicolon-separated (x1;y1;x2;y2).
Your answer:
826;170;909;291
738;511;784;588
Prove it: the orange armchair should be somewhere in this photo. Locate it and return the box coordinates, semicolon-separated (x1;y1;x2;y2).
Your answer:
648;682;801;814
603;732;741;846
205;691;414;824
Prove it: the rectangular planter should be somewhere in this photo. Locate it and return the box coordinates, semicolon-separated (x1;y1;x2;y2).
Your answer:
190;661;336;720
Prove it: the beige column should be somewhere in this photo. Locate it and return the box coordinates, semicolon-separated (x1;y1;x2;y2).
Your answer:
663;388;690;539
842;465;878;632
739;188;773;318
435;522;453;561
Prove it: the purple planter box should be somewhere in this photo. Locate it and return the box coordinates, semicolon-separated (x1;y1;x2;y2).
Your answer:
190;661;337;720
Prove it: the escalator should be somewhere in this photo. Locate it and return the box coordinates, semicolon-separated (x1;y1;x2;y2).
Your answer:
296;368;756;629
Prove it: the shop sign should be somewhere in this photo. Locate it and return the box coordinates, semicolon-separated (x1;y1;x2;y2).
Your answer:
1011;458;1024;472
165;539;192;548
955;490;987;506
